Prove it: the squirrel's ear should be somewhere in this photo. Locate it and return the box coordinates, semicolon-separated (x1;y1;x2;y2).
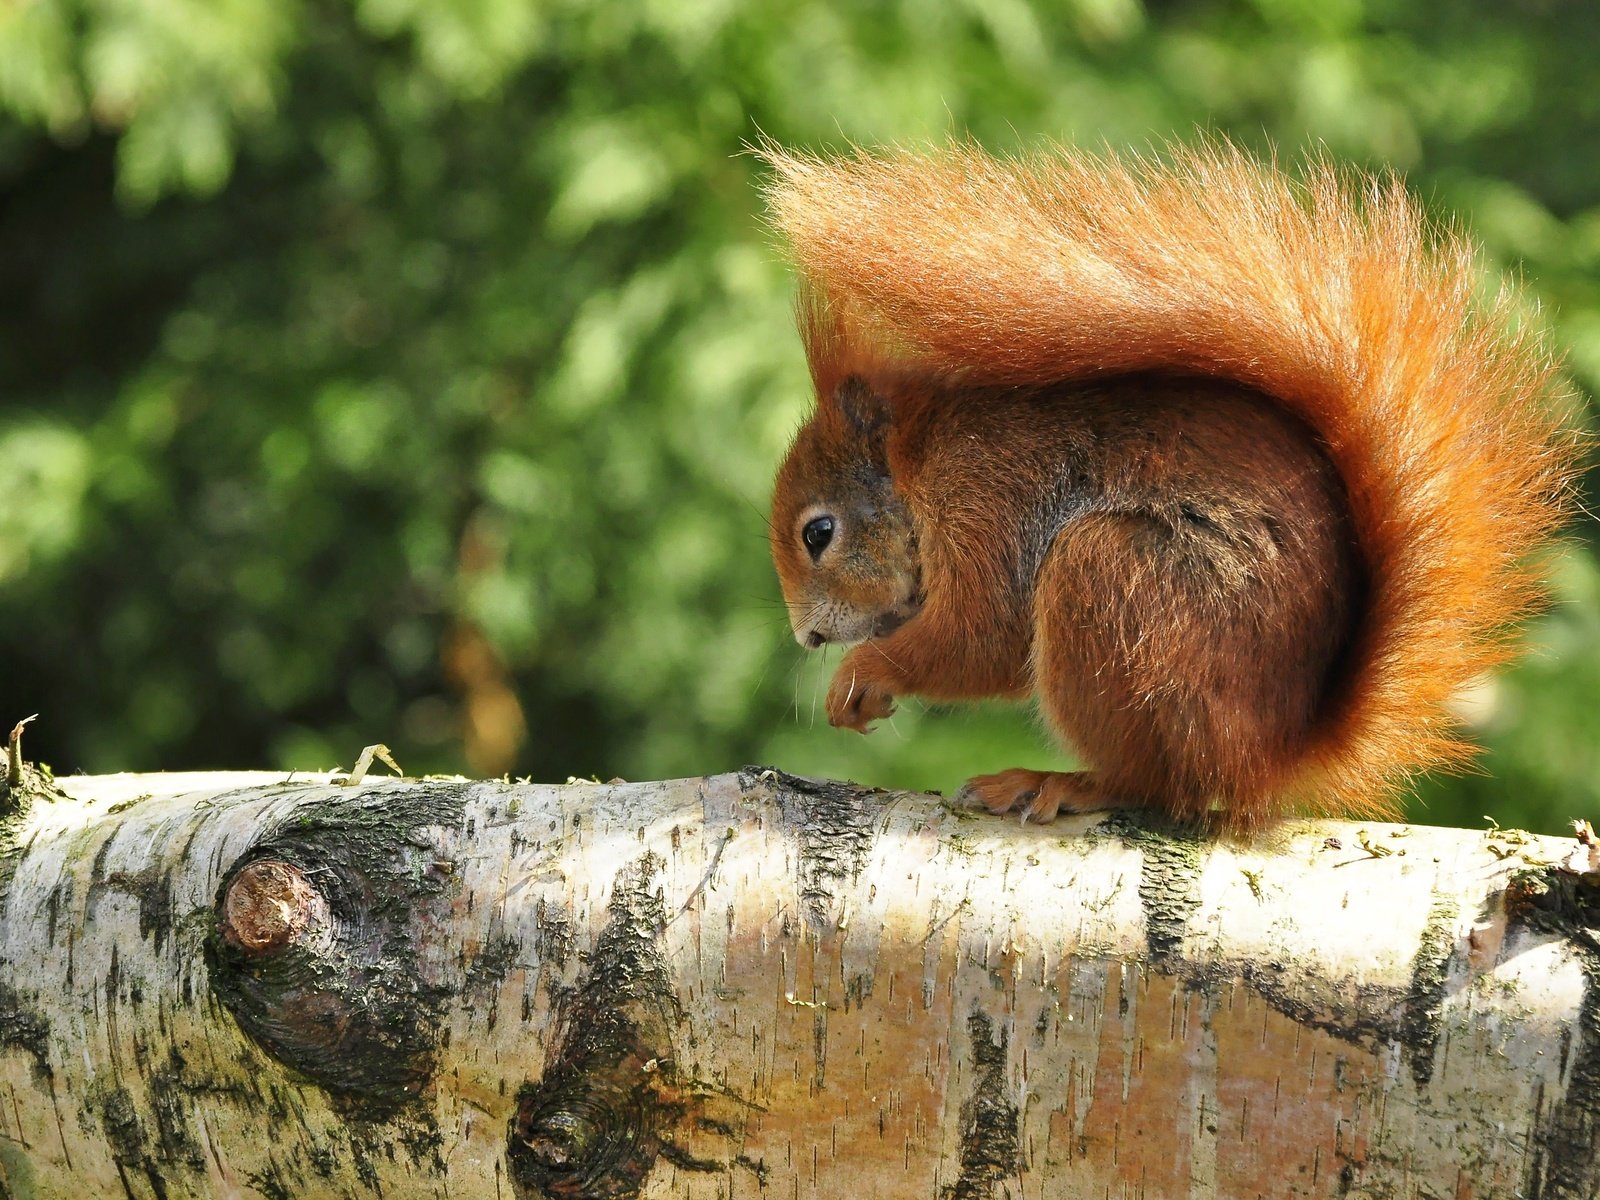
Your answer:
832;376;891;464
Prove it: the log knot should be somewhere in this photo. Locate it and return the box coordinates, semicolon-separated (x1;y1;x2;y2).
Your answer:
205;782;471;1112
512;1060;660;1198
508;853;752;1197
220;860;327;954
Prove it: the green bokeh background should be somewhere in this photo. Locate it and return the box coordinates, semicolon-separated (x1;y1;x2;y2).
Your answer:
1;0;1595;832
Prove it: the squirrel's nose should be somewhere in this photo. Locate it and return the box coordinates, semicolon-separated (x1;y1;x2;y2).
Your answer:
803;630;826;649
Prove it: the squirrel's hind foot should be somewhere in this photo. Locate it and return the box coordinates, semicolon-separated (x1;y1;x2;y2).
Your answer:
956;769;1121;824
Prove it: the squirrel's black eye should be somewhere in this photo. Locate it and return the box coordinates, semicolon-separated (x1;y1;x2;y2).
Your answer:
801;516;835;560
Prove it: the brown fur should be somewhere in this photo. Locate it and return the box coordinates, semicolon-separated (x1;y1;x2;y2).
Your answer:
764;141;1582;833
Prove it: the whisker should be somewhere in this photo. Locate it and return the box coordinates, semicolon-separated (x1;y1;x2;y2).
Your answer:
810;651;824;729
789;652;805;726
870;641;909;675
725;613;799;633
748;627;798;700
734;490;782;540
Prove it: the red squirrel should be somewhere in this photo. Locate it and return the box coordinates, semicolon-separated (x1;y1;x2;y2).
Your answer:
764;142;1581;833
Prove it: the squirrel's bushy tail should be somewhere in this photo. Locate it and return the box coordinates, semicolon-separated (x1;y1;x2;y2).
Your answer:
763;140;1583;820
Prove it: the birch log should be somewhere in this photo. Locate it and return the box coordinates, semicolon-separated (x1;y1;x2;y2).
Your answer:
0;765;1597;1200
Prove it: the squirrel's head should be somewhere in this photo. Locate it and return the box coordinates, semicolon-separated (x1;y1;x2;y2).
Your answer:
771;377;924;649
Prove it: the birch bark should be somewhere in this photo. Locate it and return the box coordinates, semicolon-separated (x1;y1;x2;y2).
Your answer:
0;767;1595;1199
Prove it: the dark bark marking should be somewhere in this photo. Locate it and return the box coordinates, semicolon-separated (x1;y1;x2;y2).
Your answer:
1508;868;1600;1200
1095;812;1476;1084
137;869;178;956
508;853;677;1198
1529;967;1600;1200
844;971;873;1011
90;1083;172;1200
1399;895;1459;1088
464;932;524;1037
0;816;21;913
83;859;183;957
943;1010;1019;1200
743;766;881;930
306;1136;340;1179
812;1007;828;1089
349;1129;382;1190
466;934;526;994
535;898;576;970
206;780;473;1115
1235;961;1438;1052
508;853;750;1198
141;1047;208;1175
90;831;115;885
0;983;51;1082
394;1112;448;1176
1094;811;1205;966
244;1166;293;1200
43;880;63;946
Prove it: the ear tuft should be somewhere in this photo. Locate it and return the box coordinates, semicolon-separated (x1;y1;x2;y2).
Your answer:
830;376;891;472
834;376;890;438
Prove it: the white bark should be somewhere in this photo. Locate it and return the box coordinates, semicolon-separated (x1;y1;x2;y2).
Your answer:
0;767;1595;1199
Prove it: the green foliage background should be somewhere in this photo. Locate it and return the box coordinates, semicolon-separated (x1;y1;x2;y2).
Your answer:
1;0;1595;832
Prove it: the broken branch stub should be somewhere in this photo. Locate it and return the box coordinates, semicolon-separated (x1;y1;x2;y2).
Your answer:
219;860;328;954
0;768;1597;1198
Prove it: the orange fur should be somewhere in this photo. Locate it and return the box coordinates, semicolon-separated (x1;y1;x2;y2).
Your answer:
764;141;1582;831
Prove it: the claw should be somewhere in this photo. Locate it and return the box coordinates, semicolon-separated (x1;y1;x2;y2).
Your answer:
960;770;1106;824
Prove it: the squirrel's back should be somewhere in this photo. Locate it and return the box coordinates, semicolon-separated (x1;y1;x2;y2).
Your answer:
764;141;1582;820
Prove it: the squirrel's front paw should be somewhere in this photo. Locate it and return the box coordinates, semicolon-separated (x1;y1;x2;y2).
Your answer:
826;658;896;733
